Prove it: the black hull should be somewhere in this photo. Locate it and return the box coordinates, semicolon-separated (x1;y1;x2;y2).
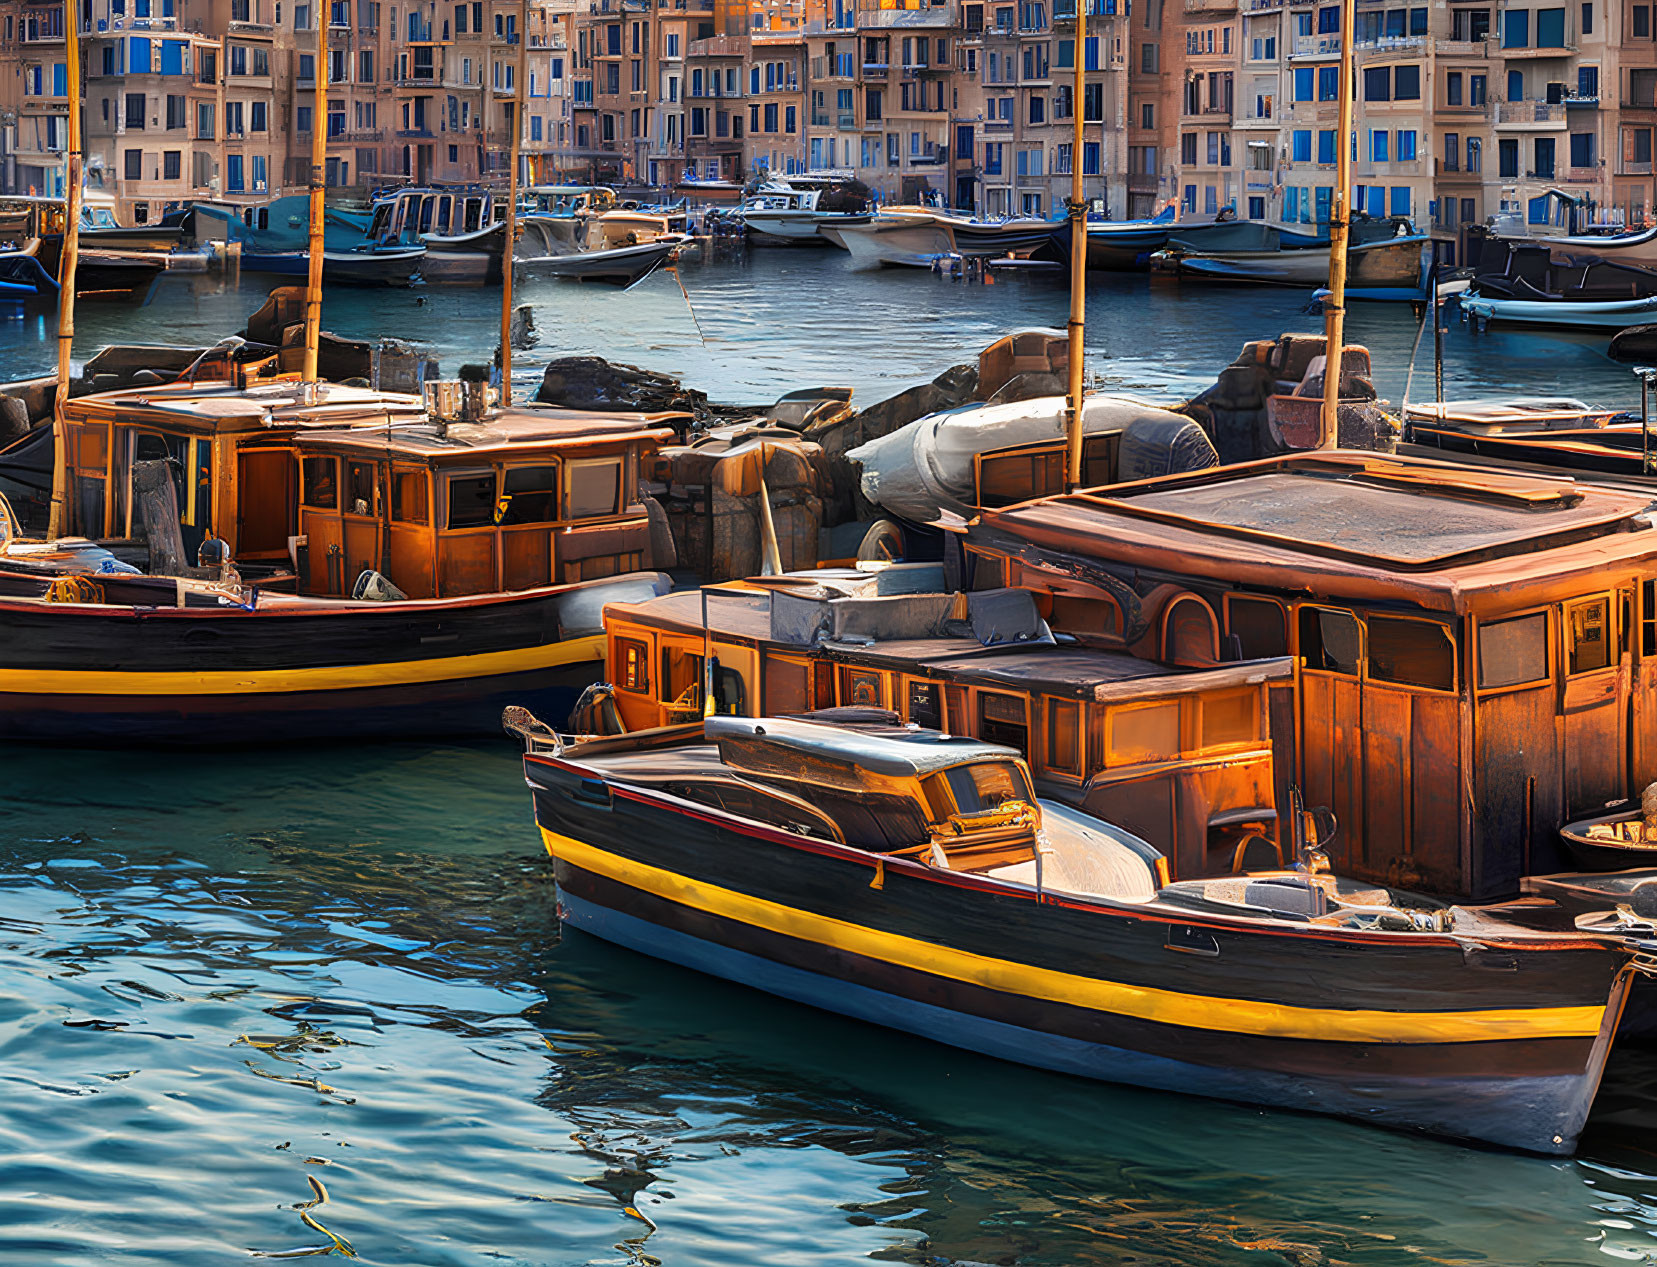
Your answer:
527;758;1633;1153
0;575;643;744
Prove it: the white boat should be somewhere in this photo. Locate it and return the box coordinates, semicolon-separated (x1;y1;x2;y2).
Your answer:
821;209;953;269
519;209;684;288
1541;225;1657;269
1461;291;1657;330
738;173;872;245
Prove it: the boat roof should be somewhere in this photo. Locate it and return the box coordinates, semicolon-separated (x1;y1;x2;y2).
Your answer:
706;714;1018;778
296;407;679;459
65;381;685;451
823;639;1293;701
1403;397;1599;423
976;452;1657;609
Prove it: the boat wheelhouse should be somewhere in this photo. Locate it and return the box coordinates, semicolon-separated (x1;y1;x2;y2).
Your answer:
54;379;684;597
965;451;1657;900
591;571;1294;878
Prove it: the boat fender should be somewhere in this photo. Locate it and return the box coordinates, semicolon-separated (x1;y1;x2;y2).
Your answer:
1117;416;1220;482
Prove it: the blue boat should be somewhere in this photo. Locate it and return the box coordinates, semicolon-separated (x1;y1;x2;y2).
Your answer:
237;244;427;287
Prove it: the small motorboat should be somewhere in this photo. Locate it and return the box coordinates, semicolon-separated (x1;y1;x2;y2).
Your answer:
238;244;427;287
1461;292;1657;330
1153;232;1432;300
524;209;684;288
514;709;1657;1155
1561;799;1657;871
822;209;954;268
931;211;1058;258
737;173;873;246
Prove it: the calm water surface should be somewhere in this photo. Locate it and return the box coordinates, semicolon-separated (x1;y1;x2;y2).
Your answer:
4;255;1657;1265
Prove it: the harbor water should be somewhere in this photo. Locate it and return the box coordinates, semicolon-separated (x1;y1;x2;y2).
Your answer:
4;256;1657;1266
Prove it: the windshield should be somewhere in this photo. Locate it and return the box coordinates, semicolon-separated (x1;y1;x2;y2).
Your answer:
944;761;1033;816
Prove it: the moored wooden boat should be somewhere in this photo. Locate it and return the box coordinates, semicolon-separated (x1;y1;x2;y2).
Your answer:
1559;807;1657;872
1154;234;1431;300
822;210;954;269
238;245;427;286
517;711;1657;1154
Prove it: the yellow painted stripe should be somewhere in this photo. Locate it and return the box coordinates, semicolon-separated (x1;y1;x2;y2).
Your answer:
542;827;1606;1044
2;634;605;696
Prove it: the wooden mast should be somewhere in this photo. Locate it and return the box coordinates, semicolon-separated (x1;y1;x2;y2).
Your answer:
301;2;327;381
1063;0;1086;489
499;0;529;404
1317;0;1356;449
47;0;83;538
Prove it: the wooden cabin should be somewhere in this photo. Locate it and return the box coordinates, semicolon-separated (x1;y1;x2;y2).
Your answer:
965;451;1657;900
57;380;684;597
595;576;1295;879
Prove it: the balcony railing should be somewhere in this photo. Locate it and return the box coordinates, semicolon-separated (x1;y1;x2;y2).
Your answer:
1493;99;1565;125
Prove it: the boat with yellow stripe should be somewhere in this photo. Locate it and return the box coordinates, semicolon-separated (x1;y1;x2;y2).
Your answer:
513;709;1657;1154
0;375;682;743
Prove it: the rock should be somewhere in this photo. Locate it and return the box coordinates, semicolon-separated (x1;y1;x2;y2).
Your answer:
536;355;710;414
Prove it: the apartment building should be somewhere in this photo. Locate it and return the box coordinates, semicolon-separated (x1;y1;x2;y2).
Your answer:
2;0;1654;228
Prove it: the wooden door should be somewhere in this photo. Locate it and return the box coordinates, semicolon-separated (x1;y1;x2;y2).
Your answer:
234;449;296;558
1296;605;1365;873
1632;580;1657;791
340;459;384;592
386;465;434;598
1561;592;1629;819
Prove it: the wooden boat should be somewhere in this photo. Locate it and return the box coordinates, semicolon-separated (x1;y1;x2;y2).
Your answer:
0;566;666;744
1399;398;1657;478
1461;292;1657;330
821;209;954;269
238;245;427;287
0;374;690;742
1610;323;1657;364
360;186;506;284
79;197;183;252
516;710;1656;1154
417;220;508;286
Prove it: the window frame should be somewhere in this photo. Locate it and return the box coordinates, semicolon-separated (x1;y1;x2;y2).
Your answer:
1474;607;1553;695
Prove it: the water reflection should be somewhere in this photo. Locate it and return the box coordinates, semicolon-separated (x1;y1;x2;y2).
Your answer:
3;741;1657;1265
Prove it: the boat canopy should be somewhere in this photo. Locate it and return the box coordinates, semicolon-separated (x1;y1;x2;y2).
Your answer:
706;714;1018;780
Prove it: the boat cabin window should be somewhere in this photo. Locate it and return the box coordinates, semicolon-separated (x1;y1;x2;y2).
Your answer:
763;657;808;714
1368;616;1456;691
1108;701;1180;765
446;472;497;529
500;464;558;525
346;461;377;516
565;458;622;519
302;456;338;508
1045;697;1083;776
1200;689;1257;748
977;445;1064;508
418;198;436;233
1478;611;1549;690
392;470;429;523
1225;594;1288;658
977;690;1028;750
1050;593;1120;640
841;667;883;707
435;198;453;234
1643;580;1657;659
907;680;943;730
1299;606;1363;676
662;647;704;713
1567;597;1613;675
942;760;1034;815
463;197;484;232
616;637;650;692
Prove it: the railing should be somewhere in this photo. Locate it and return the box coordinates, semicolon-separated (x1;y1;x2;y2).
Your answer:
1562;165;1600;183
1494;100;1565;124
1434;38;1486;54
1353;33;1425;50
863;62;888;78
1292;34;1340;55
1620;161;1655;175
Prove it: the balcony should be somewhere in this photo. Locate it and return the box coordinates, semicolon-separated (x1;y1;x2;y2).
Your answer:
863;61;888;78
858;4;958;29
839;110;856;127
1564;92;1598;109
1184;0;1237;11
1353;34;1425;51
1620;161;1655;176
1291;34;1341;57
686;34;745;57
1561;165;1601;184
1433;38;1487;55
1493;99;1565;128
1233;112;1277;129
1500;40;1575;59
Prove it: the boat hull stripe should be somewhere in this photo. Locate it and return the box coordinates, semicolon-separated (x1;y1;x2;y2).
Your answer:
0;634;605;695
540;828;1606;1044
